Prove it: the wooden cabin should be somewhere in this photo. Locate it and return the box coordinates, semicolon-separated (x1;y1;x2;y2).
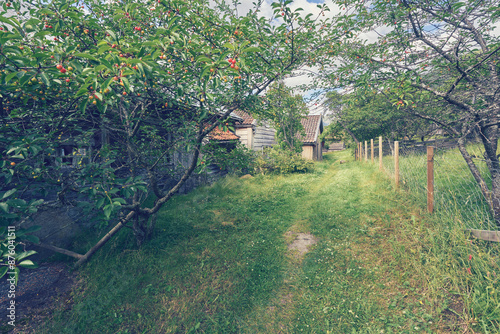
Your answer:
233;110;276;151
300;115;324;161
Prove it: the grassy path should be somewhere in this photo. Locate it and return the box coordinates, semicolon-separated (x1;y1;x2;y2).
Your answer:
43;151;469;333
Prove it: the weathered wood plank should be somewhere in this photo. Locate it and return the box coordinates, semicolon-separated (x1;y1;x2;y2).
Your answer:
466;229;500;242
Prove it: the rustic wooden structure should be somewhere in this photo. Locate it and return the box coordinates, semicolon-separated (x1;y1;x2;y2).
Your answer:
233;110;276;151
466;229;500;242
299;114;324;161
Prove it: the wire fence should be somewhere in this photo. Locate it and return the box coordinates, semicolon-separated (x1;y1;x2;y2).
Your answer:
356;137;496;231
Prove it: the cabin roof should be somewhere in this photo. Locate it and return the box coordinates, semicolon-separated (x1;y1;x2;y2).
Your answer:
300;115;323;144
233;110;255;125
208;126;240;141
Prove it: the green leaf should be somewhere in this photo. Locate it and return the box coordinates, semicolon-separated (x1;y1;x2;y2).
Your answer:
2;189;16;200
223;42;235;50
0;203;8;213
101;77;113;91
201;65;211;78
22;225;41;233
196;56;212;63
100;58;113;70
106;29;117;42
4;72;18;84
75;84;90;98
0;266;8;280
15;250;37;261
40;72;50;87
95;65;108;72
243;47;261;53
79;98;89;114
121;77;131;92
96;197;105;209
74;53;98;61
98;45;111;55
103;205;112;218
18;259;38;269
23;234;40;244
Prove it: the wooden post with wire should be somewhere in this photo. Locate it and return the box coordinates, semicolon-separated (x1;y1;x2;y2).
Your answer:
379;136;383;170
365;141;368;162
394;141;399;189
371;139;374;163
427;146;434;213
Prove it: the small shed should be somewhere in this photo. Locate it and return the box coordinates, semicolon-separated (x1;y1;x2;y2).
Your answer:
233;110;276;151
300;115;324;161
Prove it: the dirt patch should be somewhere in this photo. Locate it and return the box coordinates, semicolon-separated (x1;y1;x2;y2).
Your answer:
440;293;470;333
285;231;318;259
0;262;77;333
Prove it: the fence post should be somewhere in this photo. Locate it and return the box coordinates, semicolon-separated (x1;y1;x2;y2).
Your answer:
394;141;399;189
371;139;374;163
427;146;434;213
365;141;368;162
379;136;383;170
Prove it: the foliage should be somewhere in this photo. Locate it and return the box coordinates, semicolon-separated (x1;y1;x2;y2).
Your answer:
0;0;337;265
323;90;433;144
201;141;256;176
262;81;308;153
254;147;313;174
317;0;500;224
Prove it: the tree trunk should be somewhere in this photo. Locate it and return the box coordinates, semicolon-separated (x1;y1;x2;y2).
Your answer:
479;123;500;225
457;136;500;227
339;120;359;144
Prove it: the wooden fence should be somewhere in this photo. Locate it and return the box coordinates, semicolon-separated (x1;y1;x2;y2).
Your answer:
354;136;498;242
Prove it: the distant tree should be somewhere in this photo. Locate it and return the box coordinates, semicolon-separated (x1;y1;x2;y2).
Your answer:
263;82;308;153
323;90;431;144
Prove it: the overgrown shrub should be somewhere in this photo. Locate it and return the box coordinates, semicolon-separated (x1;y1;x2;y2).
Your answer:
254;147;314;174
201;141;256;176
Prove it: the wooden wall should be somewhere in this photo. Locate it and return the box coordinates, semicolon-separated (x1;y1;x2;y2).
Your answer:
253;125;276;151
235;127;254;149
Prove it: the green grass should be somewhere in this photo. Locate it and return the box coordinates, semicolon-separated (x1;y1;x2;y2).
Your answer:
38;151;500;333
382;143;495;229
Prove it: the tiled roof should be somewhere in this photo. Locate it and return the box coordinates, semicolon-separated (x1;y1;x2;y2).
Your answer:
233;110;255;125
300;115;322;144
208;126;240;141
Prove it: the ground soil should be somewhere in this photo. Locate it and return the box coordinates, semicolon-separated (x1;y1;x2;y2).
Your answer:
0;262;76;334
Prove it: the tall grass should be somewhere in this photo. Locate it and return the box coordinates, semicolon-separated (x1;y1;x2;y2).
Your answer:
380;142;500;332
382;143;495;230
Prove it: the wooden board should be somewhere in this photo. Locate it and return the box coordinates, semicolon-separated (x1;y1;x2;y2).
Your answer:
466;229;500;242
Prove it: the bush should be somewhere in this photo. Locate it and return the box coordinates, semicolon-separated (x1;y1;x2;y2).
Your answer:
202;141;256;176
254;147;314;174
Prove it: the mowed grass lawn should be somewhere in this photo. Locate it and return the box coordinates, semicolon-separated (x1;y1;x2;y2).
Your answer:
40;150;486;333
